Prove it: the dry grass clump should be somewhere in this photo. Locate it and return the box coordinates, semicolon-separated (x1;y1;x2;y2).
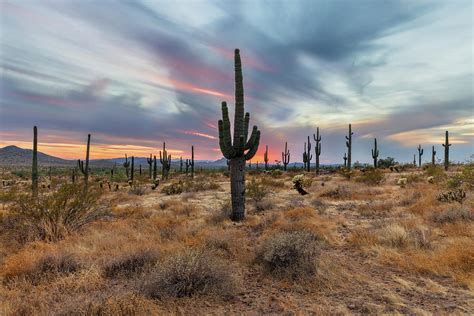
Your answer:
102;249;159;278
2;247;81;284
320;184;351;199
258;175;286;188
206;199;232;224
4;184;109;242
143;248;236;299
161;181;184;195
257;230;322;280
377;223;433;249
431;207;474;224
68;294;160;315
246;177;269;202
128;184;147;196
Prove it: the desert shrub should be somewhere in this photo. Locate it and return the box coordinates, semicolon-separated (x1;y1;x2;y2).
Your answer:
406;173;423;183
286;197;305;209
254;199;275;212
431;207;474;224
128;184;147;196
246;178;268;202
447;164;474;189
161;181;183;195
143;248;235;298
355;169;384;185
8;184;108;242
103;249;158;278
271;169;284;177
292;174;312;195
424;165;446;180
183;179;221;192
320;185;351;199
437;189;467;204
257;231;321;280
377;157;398;169
3;251;80;284
259;176;285;188
71;294;159;315
310;199;329;215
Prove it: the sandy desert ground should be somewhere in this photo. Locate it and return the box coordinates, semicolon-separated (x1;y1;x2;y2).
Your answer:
0;165;473;315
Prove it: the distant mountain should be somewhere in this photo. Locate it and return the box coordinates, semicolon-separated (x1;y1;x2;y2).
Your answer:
0;145;230;168
0;145;73;166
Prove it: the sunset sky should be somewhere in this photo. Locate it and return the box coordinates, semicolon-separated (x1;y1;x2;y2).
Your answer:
0;0;472;163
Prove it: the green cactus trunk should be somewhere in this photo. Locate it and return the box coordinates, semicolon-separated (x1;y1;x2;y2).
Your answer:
147;154;153;179
153;155;157;181
218;49;260;221
314;127;321;175
32;126;38;196
417;145;423;167
306;136;312;172
432;146;436;165
160;142;171;180
282;142;290;171
130;156;134;182
343;153;347;168
372;138;379;168
345;124;353;170
442;131;451;171
77;134;90;190
180;157;183;173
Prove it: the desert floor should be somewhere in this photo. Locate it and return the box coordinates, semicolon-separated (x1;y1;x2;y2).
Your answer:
0;166;473;315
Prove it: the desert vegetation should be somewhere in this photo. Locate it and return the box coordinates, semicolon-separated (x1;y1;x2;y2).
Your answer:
0;49;472;315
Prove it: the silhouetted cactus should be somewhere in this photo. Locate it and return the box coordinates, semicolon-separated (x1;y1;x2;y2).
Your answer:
147;154;153;179
186;159;190;175
71;168;76;184
282;142;290;171
217;49;260;221
160;142;171;179
180;156;183;173
303;136;312;172
264;145;269;170
130;156;134;182
313;127;321;175
413;154;416;166
417;144;423;167
139;164;142;175
343;152;347;168
442;131;451;171
32;126;38;196
77;134;91;190
372;138;379;168
123;154;130;179
190;146;195;178
345;124;353;170
432;146;437;165
153;155;157;181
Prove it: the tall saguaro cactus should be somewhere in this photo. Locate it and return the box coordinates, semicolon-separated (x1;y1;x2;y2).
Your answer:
77;134;91;189
152;155;157;182
32;126;38;196
372;138;379;168
180;157;183;173
442;130;451;171
417;145;424;167
218;49;260;221
130;156;134;182
413;154;416;167
160;142;171;179
313;128;321;175
343;152;347;167
432;146;437;165
264;145;269;170
147;154;153;179
282;142;290;171
345;124;353;170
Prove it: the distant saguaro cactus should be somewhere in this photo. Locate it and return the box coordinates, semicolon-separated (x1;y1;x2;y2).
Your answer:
343;152;347;168
304;136;312;172
130;156;134;183
282;142;290;171
190;146;195;178
71;168;76;184
32;126;38;197
147;154;153;179
264;145;269;170
313;127;321;175
413;154;416;166
152;155;157;181
160;142;171;179
345;124;353;170
77;134;91;190
432;146;437;165
217;49;260;221
442;131;451;171
372;138;379;168
417;145;424;167
185;159;190;175
123;154;130;179
180;156;183;173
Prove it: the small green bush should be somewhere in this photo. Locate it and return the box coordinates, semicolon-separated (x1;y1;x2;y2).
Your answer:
161;181;183;195
246;178;268;202
355;169;384;185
